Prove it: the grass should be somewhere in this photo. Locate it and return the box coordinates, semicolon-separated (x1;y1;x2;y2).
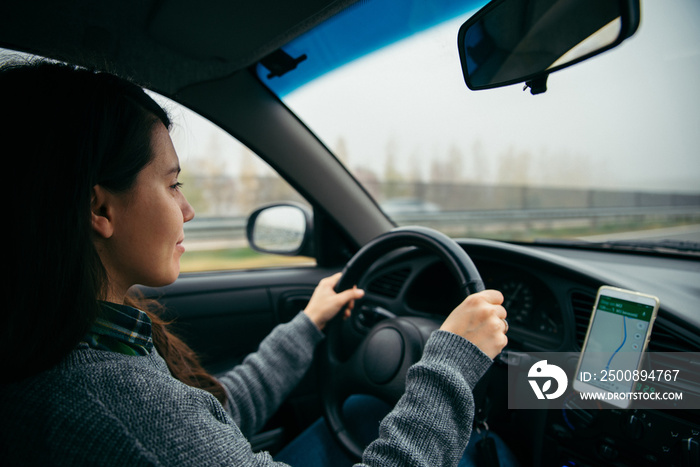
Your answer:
180;247;314;272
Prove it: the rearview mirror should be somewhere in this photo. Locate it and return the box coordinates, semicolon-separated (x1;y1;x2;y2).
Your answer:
458;0;640;94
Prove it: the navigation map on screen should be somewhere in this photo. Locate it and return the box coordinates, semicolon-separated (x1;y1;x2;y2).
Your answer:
576;294;655;394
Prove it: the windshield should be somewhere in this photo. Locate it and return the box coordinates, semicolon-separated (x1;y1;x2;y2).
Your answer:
258;0;700;246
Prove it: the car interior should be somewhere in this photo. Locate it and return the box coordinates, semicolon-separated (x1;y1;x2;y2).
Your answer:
2;0;699;466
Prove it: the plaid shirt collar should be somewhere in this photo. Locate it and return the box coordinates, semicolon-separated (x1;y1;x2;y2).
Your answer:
81;301;154;356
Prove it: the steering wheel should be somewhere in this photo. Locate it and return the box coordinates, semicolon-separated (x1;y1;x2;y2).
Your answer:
317;226;485;460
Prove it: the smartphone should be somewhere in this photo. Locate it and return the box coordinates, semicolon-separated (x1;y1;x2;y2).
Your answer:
573;286;659;408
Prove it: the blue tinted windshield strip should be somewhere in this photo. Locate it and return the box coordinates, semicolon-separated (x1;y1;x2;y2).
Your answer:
257;0;487;97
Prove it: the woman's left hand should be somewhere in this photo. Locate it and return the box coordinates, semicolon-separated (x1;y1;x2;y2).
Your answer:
303;273;365;330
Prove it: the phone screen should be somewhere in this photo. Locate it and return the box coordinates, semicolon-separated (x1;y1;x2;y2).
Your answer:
574;287;659;406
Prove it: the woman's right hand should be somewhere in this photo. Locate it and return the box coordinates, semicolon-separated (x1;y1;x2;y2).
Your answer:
439;289;508;359
303;273;364;331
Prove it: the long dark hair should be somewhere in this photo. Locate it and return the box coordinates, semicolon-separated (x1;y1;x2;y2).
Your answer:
1;61;226;403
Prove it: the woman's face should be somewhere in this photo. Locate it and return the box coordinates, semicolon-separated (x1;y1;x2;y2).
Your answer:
99;122;195;298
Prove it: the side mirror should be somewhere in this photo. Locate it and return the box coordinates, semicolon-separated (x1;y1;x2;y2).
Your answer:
246;203;314;257
458;0;640;94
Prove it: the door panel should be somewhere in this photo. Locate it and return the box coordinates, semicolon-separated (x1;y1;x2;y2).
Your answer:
161;287;275;374
138;265;339;451
144;266;336;373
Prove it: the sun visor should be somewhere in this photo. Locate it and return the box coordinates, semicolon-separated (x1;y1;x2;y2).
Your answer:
147;0;358;68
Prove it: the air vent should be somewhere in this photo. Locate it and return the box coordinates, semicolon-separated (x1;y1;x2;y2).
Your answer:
571;290;700;352
570;291;595;348
368;268;411;298
649;324;700;352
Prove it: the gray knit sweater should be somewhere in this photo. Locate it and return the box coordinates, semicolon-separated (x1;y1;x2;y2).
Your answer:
0;312;492;466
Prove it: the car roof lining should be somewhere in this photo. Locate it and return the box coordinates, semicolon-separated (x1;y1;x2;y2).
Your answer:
0;0;359;95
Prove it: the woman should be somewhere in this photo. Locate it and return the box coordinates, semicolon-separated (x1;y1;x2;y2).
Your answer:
0;61;511;466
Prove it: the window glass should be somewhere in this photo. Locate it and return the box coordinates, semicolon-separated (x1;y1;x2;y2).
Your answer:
263;0;700;245
155;96;315;271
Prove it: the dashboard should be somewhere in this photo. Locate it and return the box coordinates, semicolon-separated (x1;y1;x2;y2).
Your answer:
359;238;700;466
361;238;700;352
403;259;566;348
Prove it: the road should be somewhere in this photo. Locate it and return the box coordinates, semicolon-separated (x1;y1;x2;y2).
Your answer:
579;224;700;243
